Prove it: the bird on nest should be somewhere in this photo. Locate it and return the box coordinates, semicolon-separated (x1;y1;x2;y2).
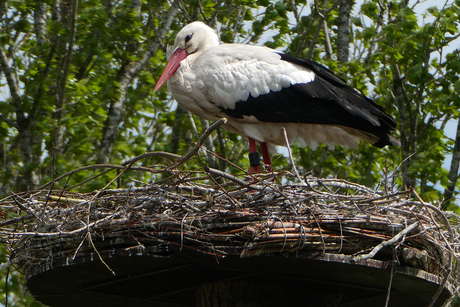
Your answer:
154;21;398;173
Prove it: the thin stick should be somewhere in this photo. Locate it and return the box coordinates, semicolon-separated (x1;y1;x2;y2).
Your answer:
281;127;305;184
205;167;264;190
351;222;419;263
384;260;395;307
5;267;9;307
37;155;180;190
205;169;241;208
87;231;116;276
173;118;227;168
0;255;28;272
180;213;189;252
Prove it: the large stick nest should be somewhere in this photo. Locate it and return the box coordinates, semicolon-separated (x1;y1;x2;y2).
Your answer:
0;120;459;300
1;171;458;283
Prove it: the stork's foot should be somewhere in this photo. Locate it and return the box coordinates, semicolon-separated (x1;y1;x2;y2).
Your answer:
260;142;273;173
263;164;273;173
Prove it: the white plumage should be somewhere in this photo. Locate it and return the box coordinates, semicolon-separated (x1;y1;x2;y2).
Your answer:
154;21;397;172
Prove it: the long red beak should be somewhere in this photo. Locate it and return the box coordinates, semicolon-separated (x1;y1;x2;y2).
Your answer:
154;48;189;93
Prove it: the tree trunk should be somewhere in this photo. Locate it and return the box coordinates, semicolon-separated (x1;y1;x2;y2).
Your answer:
337;0;353;63
443;119;460;208
387;0;416;190
0;39;39;191
53;0;78;157
96;0;180;163
392;63;416;189
34;2;48;46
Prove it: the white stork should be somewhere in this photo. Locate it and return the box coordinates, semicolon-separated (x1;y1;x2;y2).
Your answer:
154;21;397;173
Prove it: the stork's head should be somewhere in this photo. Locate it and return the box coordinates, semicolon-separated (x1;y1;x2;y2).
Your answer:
173;22;219;55
154;22;219;92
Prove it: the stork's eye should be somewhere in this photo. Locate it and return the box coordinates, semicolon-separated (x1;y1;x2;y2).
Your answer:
185;34;193;43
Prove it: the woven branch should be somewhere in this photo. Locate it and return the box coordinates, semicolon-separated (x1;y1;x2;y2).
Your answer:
0;121;459;298
351;221;419;262
0;170;458;281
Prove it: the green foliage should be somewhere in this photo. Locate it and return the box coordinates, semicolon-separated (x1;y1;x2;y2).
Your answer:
1;0;460;305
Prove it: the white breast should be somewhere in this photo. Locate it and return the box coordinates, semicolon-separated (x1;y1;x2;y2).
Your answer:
168;44;315;119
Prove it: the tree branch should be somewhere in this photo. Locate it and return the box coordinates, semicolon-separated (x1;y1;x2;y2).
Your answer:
0;114;18;129
97;0;180;164
307;0;340;60
0;41;24;122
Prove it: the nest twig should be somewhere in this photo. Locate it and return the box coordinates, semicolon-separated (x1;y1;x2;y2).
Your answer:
0;118;459;299
1;171;458;279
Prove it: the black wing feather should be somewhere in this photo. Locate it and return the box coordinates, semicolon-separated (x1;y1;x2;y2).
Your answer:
219;53;397;148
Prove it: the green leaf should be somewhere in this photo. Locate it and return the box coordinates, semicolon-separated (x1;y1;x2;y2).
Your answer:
454;80;460;93
15;19;32;32
275;2;288;18
257;0;270;6
361;1;379;21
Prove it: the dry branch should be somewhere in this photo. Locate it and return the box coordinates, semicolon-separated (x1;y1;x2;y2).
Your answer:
0;125;459;302
351;221;419;262
1;169;457;283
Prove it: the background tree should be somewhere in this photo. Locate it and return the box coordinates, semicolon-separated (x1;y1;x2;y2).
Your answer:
1;0;459;305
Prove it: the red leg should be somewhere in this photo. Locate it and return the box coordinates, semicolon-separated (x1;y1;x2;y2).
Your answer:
260;142;273;172
248;137;260;173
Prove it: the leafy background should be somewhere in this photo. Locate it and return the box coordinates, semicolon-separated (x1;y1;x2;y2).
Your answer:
0;0;459;305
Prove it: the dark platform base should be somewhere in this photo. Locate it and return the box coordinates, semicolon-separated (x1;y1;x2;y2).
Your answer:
26;247;453;307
